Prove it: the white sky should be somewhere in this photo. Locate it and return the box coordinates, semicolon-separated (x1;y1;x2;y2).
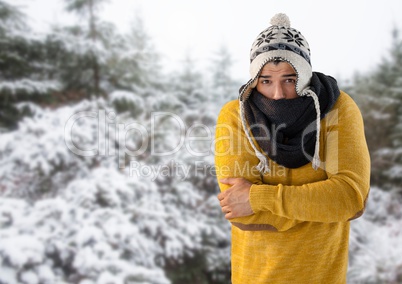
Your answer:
14;0;402;83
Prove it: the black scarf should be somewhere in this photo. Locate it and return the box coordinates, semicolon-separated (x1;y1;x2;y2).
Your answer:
243;72;340;168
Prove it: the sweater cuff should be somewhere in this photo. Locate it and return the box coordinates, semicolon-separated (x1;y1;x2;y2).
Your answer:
249;184;277;213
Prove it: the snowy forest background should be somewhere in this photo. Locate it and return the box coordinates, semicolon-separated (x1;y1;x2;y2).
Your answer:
0;0;401;283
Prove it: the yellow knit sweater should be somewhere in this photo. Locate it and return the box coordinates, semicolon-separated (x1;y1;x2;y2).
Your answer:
215;91;370;283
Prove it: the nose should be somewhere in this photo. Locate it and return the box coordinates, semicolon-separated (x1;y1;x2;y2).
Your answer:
272;83;285;100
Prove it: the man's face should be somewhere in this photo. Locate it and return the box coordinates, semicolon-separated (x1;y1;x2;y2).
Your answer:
256;62;298;100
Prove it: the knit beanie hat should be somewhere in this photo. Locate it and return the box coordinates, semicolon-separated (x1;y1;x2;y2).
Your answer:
241;13;312;98
240;13;312;96
239;13;323;172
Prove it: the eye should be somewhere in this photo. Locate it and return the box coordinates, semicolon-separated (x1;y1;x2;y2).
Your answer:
285;78;296;84
260;79;270;84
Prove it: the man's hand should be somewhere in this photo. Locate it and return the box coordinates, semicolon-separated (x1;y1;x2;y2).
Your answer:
217;177;254;219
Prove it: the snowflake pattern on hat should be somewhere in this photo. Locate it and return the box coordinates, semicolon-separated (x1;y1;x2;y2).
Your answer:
254;27;307;49
282;28;305;47
255;30;277;47
251;25;311;58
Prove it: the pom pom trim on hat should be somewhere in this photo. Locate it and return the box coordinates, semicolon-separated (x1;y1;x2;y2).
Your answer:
270;13;291;28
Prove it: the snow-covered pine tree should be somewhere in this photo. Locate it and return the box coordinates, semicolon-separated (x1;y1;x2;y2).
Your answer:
207;44;239;104
346;27;402;283
0;34;232;284
50;2;162;102
109;14;162;91
350;28;402;190
0;1;236;282
0;89;232;283
348;187;402;283
146;47;242;283
0;95;172;283
62;0;110;96
168;54;205;109
0;1;61;130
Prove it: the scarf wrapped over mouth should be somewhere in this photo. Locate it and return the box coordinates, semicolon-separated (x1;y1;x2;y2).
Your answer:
242;72;340;169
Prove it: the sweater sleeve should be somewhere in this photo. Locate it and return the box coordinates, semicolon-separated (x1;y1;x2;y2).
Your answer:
215;100;304;231
249;92;371;223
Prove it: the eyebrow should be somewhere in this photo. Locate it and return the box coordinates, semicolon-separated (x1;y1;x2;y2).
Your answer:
259;73;297;78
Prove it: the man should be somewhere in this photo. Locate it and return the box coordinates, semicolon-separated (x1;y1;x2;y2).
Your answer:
215;13;370;283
